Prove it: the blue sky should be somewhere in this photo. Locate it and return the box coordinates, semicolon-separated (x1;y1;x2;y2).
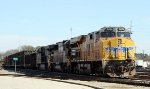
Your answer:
0;0;150;54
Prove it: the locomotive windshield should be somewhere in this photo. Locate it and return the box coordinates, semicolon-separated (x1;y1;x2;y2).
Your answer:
101;32;115;37
117;32;130;37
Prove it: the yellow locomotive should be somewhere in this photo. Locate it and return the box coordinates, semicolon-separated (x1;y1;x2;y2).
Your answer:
99;27;135;77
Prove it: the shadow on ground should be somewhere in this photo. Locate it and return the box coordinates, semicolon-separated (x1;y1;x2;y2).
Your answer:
0;69;103;89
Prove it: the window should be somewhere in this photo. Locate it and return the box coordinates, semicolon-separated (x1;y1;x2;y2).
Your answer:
101;32;116;37
117;32;130;37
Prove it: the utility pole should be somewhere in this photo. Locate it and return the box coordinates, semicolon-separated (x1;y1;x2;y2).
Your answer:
130;20;133;33
143;50;145;59
70;27;72;39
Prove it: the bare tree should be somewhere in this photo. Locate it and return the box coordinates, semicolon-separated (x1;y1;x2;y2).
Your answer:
20;45;36;51
4;49;19;57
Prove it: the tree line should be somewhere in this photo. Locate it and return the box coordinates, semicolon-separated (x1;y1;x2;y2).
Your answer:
0;45;40;59
135;53;150;61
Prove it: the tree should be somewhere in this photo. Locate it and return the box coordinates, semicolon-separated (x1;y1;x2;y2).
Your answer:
1;45;36;57
4;49;19;56
135;53;150;61
0;52;4;60
20;45;36;51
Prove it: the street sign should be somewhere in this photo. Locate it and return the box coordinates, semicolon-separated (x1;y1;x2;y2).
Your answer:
13;58;18;61
13;57;18;74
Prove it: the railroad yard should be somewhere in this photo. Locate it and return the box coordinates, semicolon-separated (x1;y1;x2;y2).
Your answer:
0;69;150;89
0;1;150;89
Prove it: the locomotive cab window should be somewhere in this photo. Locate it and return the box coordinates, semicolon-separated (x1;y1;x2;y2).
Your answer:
101;32;116;37
117;32;130;37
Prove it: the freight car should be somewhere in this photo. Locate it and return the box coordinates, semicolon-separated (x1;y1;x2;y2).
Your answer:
36;26;136;78
4;51;36;69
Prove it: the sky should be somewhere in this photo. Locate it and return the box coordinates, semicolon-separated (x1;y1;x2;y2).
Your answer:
0;0;150;54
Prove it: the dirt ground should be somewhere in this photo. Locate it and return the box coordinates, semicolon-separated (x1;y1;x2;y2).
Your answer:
0;70;150;89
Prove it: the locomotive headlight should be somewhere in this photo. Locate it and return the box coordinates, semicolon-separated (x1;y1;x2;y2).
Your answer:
112;55;115;58
128;54;132;58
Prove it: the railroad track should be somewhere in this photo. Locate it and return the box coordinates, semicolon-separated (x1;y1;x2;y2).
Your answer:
2;68;150;87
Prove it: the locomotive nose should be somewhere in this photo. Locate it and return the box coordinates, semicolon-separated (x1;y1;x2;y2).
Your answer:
116;38;135;60
104;38;135;60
